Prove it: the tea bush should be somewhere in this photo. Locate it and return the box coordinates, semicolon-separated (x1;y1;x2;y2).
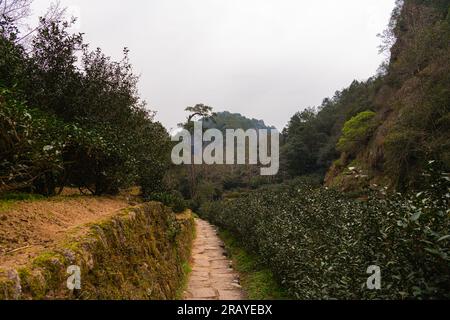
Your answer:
199;166;450;299
146;191;189;213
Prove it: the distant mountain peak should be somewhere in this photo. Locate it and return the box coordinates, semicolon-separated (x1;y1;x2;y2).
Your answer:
202;111;275;131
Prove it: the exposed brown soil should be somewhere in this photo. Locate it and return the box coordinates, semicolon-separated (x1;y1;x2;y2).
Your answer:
0;195;131;269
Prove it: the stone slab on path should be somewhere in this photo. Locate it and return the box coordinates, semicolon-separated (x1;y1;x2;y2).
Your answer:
184;219;245;300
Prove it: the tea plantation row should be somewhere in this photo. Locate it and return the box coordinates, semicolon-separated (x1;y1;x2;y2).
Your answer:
199;175;449;299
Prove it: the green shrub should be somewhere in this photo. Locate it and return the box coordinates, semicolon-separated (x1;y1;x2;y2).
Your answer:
0;89;67;195
337;111;377;155
146;191;188;213
199;164;450;299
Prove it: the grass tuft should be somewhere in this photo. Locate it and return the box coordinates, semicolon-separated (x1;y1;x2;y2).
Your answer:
219;230;291;300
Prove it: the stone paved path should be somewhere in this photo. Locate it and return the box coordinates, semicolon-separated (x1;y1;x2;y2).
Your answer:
184;219;245;300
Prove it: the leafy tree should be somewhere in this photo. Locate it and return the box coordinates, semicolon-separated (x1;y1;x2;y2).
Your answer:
281;79;379;178
0;88;67;195
185;104;215;123
26;18;84;120
1;13;171;196
0;28;27;89
337;111;377;155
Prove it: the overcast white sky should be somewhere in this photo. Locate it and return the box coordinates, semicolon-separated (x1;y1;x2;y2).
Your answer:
30;0;396;131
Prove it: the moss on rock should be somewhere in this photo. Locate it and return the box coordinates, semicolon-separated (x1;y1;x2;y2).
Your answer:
0;202;195;300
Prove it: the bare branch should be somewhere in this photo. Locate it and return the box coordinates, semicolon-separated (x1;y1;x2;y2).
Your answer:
16;1;67;44
0;0;33;24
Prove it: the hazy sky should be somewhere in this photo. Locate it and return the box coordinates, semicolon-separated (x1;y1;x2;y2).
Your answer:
30;0;396;132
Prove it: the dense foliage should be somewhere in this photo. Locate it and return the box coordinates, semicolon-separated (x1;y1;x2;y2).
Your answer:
1;0;449;301
337;111;377;155
166;110;278;210
281;79;380;178
1;88;68;194
202;111;275;131
377;0;450;188
281;0;450;189
0;11;171;196
200;165;450;299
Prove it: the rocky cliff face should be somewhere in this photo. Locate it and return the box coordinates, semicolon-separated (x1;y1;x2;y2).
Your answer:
326;0;450;190
0;202;195;300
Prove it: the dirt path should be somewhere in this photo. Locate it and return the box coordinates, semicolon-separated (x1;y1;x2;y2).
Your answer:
184;219;245;300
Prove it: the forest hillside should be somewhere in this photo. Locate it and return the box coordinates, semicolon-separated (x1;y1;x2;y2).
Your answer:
281;0;450;191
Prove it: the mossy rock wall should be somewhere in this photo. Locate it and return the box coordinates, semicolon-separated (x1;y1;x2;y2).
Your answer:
0;202;195;300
